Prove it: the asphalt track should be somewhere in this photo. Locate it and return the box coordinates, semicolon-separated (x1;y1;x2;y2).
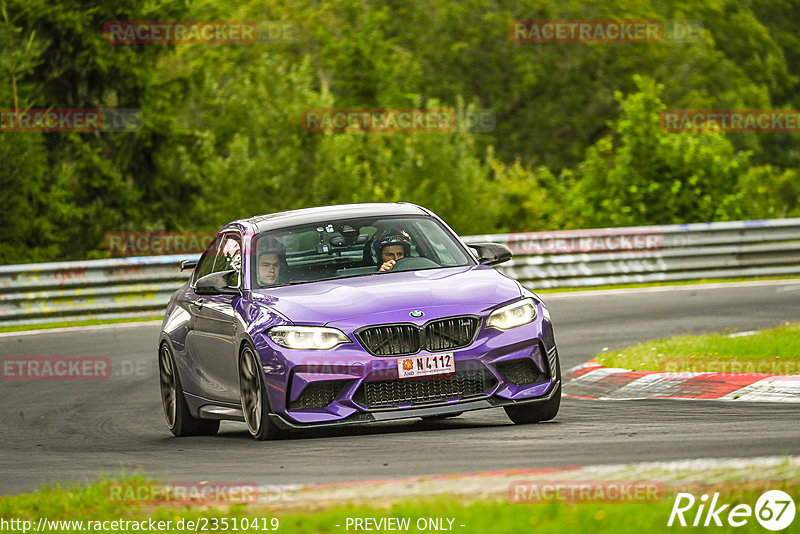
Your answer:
1;280;799;495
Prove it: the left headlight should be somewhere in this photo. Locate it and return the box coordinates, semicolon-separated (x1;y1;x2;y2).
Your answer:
486;298;538;330
267;326;350;350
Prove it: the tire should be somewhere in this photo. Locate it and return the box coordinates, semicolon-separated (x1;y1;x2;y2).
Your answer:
159;343;220;437
238;344;289;441
503;352;561;424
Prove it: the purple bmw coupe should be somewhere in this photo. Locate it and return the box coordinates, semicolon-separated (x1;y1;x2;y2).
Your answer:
158;203;561;440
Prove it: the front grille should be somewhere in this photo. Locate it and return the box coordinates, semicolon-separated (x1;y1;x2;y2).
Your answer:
495;358;547;385
288;380;346;410
355;369;496;408
425;317;479;351
357;316;479;356
357;325;420;356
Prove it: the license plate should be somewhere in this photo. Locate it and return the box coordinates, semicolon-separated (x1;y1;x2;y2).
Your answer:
397;353;455;379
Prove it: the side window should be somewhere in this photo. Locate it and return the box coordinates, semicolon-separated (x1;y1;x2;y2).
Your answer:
410;220;467;266
192;233;242;287
214;235;242;287
192;235;222;283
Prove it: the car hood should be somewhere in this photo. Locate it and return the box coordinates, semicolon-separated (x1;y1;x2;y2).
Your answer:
250;265;522;327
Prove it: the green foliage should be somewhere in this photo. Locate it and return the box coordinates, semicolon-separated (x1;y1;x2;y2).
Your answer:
565;75;750;227
720;165;800;220
306;101;500;235
0;7;62;263
489;155;569;233
0;132;58;263
1;0;197;261
2;0;800;263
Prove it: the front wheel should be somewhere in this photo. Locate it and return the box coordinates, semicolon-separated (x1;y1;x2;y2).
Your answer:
239;344;288;441
503;353;561;424
159;343;219;437
503;381;561;424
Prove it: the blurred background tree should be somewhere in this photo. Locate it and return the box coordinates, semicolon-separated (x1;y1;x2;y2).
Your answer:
1;0;799;262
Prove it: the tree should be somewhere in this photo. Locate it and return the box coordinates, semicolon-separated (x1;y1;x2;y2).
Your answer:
566;75;751;227
2;0;195;261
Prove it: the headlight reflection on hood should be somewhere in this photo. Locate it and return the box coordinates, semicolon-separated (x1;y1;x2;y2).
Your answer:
267;326;350;350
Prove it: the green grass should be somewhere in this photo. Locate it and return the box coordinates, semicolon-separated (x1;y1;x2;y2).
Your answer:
0;316;162;334
2;478;798;533
597;323;800;374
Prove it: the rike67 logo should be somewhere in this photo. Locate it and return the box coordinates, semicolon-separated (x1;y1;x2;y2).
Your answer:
668;490;796;530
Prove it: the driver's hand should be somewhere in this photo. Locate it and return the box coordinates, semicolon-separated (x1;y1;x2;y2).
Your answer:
379;260;396;272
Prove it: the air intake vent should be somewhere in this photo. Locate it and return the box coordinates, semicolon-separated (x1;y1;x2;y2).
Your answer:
355;369;496;408
495;358;547;385
288;380;346;410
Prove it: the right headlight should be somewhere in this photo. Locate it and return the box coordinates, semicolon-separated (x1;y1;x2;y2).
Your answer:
266;326;350;350
486;298;538;330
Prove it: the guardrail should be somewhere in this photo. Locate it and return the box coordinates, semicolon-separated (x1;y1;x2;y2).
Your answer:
1;218;799;326
0;255;197;327
464;218;800;289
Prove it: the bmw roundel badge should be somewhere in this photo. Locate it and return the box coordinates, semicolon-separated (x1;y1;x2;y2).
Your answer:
409;310;424;318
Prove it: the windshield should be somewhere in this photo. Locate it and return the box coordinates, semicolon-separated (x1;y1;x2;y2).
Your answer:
250;215;474;288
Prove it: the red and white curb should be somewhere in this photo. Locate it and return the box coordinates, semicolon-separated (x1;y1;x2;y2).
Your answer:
256;456;800;506
563;360;800;402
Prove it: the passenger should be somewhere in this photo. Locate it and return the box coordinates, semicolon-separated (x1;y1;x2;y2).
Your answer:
257;237;287;286
371;230;413;272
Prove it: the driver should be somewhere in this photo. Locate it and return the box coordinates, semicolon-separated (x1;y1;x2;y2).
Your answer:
257;237;287;286
371;229;413;272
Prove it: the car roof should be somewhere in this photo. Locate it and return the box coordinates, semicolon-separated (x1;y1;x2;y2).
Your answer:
235;202;432;233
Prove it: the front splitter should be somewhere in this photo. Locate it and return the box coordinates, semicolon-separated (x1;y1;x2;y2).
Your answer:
269;380;560;430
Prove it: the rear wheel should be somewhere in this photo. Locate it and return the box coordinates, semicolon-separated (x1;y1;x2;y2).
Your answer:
503;353;561;424
239;344;288;441
159;343;219;436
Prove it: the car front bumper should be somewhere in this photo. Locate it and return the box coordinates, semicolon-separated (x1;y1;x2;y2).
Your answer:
255;312;560;426
268;379;561;429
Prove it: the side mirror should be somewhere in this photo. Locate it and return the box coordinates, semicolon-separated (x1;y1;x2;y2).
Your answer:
195;269;242;296
180;259;198;271
468;243;513;266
